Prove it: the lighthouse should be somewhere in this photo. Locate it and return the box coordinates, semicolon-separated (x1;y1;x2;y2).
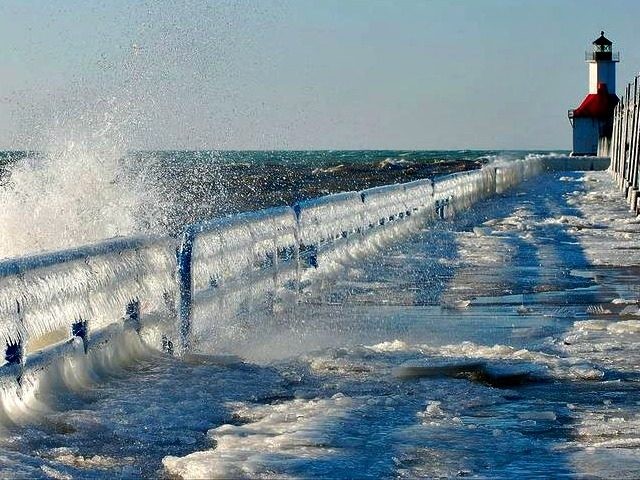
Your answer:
568;31;619;156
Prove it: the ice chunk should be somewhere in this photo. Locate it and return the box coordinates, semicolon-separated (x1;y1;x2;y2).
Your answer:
366;339;411;353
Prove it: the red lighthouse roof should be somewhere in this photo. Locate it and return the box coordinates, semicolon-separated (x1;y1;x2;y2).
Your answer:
572;83;619;119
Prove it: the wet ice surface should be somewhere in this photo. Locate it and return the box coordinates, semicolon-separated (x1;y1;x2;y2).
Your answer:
4;171;640;478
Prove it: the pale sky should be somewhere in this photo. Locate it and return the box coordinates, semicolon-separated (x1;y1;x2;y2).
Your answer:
1;0;640;151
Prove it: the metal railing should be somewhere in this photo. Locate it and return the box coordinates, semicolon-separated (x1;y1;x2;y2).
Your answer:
609;74;640;211
585;51;620;62
0;235;177;388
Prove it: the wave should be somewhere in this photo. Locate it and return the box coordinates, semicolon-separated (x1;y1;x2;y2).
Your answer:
0;130;165;259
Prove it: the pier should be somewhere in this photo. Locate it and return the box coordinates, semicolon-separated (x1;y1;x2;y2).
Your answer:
4;157;640;477
3;0;640;474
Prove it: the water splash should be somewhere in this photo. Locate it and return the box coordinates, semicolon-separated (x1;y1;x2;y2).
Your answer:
0;128;163;259
0;1;267;259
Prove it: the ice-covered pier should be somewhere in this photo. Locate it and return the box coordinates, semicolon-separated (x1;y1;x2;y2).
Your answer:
163;166;640;479
0;155;608;387
5;152;640;477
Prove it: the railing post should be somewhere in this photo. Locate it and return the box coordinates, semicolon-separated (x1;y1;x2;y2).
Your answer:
177;228;195;353
617;98;624;181
625;80;636;205
631;76;640;211
293;203;319;271
8;300;26;383
298;244;318;268
627;83;633;190
162;335;174;355
610;102;620;178
626;83;634;192
621;84;629;191
618;94;625;188
125;299;141;333
618;97;625;182
71;319;89;353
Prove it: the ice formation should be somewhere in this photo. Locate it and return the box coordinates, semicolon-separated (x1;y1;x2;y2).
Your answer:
0;236;177;379
0;155;547;407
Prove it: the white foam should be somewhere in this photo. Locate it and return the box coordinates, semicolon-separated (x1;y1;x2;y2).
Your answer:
619;305;640;316
422;400;445;418
607;320;640;334
45;447;134;470
420;341;604;381
40;465;72;480
562;315;640;374
163;394;356;479
365;339;411;353
0;135;163;260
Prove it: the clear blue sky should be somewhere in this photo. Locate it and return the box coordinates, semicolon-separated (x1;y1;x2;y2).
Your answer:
1;0;640;150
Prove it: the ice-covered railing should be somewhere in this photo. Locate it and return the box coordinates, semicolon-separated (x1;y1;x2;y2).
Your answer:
361;179;434;227
293;191;366;276
431;166;501;218
178;207;298;350
496;157;545;194
0;236;177;386
293;179;436;278
0;155;553;388
178;160;546;349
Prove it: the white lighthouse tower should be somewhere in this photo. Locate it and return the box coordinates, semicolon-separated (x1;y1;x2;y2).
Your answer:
568;31;619;156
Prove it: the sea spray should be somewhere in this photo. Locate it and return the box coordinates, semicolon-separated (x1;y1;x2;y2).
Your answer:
0;0;261;258
0;131;164;259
